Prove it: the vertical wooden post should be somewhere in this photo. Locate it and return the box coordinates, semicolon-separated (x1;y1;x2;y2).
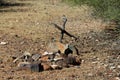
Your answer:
60;15;67;42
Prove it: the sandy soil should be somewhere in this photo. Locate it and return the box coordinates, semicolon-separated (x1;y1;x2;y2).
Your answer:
0;0;120;80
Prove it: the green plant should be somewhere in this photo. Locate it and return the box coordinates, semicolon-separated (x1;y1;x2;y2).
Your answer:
62;0;120;22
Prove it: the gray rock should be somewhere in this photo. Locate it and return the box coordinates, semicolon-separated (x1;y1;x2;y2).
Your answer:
32;54;41;61
18;62;31;68
17;61;43;72
30;61;43;72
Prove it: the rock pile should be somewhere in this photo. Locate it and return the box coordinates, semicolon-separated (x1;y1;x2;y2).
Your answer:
13;42;81;72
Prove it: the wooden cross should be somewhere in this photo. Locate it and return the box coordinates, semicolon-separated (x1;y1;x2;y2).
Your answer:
51;15;78;42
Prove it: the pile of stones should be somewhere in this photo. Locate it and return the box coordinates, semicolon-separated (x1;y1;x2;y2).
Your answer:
13;41;82;72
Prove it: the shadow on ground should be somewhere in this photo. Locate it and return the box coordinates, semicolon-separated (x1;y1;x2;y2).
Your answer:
0;8;29;12
0;1;31;12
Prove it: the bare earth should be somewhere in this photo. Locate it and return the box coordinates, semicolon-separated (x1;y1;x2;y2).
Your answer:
0;0;120;80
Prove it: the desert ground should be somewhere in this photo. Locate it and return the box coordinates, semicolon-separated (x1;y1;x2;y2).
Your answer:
0;0;120;80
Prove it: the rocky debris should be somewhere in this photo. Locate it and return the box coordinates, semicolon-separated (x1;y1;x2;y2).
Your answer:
13;51;33;63
47;41;79;56
47;42;68;54
13;45;81;72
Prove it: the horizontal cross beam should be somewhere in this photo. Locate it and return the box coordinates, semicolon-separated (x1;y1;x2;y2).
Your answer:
51;23;78;40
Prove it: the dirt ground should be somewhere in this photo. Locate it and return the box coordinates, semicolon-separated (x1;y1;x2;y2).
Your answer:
0;0;120;80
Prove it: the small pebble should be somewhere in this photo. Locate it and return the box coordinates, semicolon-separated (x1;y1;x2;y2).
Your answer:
87;73;93;77
117;65;120;68
115;77;120;80
0;42;8;45
110;66;116;70
92;61;98;64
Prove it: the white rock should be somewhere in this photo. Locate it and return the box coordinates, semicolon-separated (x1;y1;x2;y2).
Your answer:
117;65;120;68
115;77;120;80
43;51;49;55
95;39;99;42
92;61;98;64
54;58;63;61
24;51;31;56
42;51;53;56
81;60;85;63
97;58;100;60
110;66;116;70
0;42;8;45
56;53;60;56
48;52;54;55
50;64;60;69
104;64;108;67
87;73;93;77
